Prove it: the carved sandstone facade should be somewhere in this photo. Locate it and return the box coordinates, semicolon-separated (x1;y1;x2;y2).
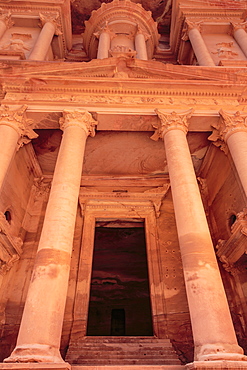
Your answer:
0;0;246;370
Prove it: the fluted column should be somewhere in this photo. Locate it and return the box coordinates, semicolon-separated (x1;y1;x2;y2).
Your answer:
151;110;247;364
210;110;247;198
94;22;111;59
135;25;149;60
28;12;62;61
231;22;247;59
0;105;37;191
4;110;97;363
0;9;14;40
182;19;215;66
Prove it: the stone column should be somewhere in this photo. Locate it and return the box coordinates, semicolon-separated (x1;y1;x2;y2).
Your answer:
182;19;215;66
210;110;247;198
0;9;14;40
231;22;247;59
4;110;97;363
135;25;149;60
151;110;247;365
0;105;37;191
94;22;111;59
28;12;62;61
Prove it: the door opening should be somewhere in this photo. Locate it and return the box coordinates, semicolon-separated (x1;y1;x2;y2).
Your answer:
86;219;153;336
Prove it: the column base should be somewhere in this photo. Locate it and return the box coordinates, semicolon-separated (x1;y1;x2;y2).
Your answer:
3;345;64;364
186;361;247;370
0;364;70;370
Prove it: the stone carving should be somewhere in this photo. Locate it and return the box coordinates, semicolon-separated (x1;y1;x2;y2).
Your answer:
0;8;14;29
151;109;194;140
33;178;51;200
181;19;202;41
39;12;62;36
209;110;247;151
110;46;136;59
0;33;31;52
59;109;98;137
230;21;247;34
0;105;38;147
212;42;238;59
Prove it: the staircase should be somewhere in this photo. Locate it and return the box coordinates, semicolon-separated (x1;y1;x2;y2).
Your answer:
66;336;184;369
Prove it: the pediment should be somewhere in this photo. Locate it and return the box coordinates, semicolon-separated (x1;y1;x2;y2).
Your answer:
1;57;246;84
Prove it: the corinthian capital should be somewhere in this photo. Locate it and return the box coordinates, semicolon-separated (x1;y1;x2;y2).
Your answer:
209;110;247;148
151;109;194;141
0;105;38;146
59;110;98;137
39;12;62;36
0;8;14;29
230;21;247;34
181;19;202;41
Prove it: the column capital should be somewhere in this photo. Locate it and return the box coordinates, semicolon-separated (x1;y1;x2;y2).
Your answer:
230;21;247;34
0;8;14;29
136;24;150;41
94;21;113;39
209;110;247;148
59;109;98;137
39;12;62;36
151;109;194;141
181;19;202;41
0;105;38;146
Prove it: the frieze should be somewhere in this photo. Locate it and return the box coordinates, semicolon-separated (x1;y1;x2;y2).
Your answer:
3;93;241;107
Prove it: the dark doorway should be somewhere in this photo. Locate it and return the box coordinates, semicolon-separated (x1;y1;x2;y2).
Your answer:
87;219;153;336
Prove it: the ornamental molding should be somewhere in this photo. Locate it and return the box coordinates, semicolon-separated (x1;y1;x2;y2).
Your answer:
0;105;38;145
209;110;247;147
79;185;170;218
59;109;98;137
151;109;194;140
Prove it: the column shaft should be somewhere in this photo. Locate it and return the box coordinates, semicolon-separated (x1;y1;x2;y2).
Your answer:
226;131;247;197
5;116;93;363
233;28;247;58
188;28;215;66
97;31;111;59
0;125;19;190
0;20;7;40
163;128;244;361
28;22;56;61
135;32;148;60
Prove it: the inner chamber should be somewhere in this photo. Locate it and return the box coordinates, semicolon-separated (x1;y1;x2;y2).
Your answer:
87;219;153;336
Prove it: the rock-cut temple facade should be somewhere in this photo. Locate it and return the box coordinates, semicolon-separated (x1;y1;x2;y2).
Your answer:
0;0;247;369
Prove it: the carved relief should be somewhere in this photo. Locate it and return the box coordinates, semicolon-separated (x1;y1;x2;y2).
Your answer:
209;110;247;149
0;105;38;148
59;109;98;137
0;33;32;53
151;109;194;140
39;12;62;36
212;42;238;59
0;212;22;276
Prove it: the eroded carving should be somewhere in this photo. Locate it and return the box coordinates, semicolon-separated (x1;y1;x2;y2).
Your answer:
39;12;62;36
0;8;14;29
1;33;32;52
181;19;202;41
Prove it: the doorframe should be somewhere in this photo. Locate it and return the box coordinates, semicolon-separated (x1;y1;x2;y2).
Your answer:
70;191;168;343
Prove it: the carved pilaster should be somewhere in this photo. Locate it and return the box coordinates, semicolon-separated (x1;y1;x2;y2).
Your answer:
33;178;51;201
59;109;98;137
0;105;38;148
181;19;202;41
39;12;62;36
0;8;14;29
209;110;247;151
151;109;194;141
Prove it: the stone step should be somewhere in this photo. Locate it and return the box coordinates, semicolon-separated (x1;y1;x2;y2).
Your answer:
72;359;181;365
78;336;171;343
72;366;185;370
68;350;177;356
73;354;178;360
